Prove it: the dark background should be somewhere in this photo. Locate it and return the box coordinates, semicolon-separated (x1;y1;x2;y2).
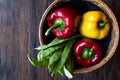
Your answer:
0;0;120;80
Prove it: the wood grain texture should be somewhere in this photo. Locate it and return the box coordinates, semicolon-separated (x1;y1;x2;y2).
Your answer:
0;0;120;80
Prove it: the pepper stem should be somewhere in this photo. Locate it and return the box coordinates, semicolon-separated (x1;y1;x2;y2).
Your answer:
45;23;60;36
45;18;65;36
98;19;109;29
82;48;93;60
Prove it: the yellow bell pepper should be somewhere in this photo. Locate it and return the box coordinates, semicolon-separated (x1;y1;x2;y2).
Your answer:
79;11;110;39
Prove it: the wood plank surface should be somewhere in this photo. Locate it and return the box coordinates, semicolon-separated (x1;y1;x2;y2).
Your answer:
0;0;120;80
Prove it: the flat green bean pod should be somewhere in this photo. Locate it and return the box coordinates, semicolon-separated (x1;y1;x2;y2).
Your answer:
52;39;76;76
35;38;59;50
65;51;74;73
39;35;81;50
64;51;74;79
39;43;66;60
37;50;43;61
48;48;63;73
27;55;48;67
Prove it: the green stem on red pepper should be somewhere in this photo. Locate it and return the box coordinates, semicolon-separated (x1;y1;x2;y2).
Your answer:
82;48;93;60
45;18;65;36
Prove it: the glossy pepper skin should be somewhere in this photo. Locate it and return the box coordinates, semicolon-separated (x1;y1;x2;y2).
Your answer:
74;38;102;67
45;7;81;38
79;11;110;39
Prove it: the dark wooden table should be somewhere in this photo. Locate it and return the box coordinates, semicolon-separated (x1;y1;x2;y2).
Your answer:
0;0;120;80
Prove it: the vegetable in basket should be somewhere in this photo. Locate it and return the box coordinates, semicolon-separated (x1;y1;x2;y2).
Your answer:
79;11;110;39
45;7;81;38
74;38;102;67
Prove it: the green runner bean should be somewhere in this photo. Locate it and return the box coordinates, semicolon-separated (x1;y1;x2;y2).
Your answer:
35;38;59;50
37;50;43;61
27;55;48;67
52;39;76;76
39;35;81;50
65;52;74;73
64;52;74;79
48;48;63;73
39;43;66;60
63;66;73;79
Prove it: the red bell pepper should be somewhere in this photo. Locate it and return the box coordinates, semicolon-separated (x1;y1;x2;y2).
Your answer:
73;38;102;67
45;7;81;38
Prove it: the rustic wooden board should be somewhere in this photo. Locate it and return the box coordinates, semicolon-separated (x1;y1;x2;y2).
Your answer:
0;0;120;80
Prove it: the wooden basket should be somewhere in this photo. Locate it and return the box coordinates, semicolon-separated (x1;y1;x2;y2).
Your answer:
39;0;119;74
